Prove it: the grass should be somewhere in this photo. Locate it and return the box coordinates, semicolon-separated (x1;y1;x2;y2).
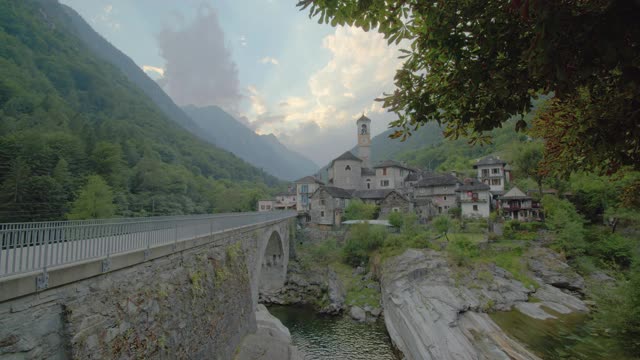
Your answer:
331;262;381;309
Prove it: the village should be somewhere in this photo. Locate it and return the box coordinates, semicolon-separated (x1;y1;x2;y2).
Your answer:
258;115;545;227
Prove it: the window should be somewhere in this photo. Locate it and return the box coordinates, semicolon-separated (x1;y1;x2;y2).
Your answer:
492;168;500;174
320;199;325;206
482;169;490;177
320;211;325;217
301;184;308;193
472;192;479;200
392;207;400;213
260;205;265;210
345;165;351;171
361;124;367;135
444;196;447;201
382;168;387;175
491;179;501;185
473;205;478;211
380;180;389;187
367;183;371;189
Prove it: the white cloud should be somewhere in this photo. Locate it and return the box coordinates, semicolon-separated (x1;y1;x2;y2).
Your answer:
239;35;248;47
142;65;165;77
242;26;406;164
92;4;121;31
259;56;279;65
247;85;267;116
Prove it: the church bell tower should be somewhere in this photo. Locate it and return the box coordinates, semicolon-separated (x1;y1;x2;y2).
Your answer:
356;114;371;168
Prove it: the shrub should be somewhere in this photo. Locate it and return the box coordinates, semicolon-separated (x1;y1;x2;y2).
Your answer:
432;215;452;237
344;199;379;220
447;235;479;266
448;206;461;218
388;211;403;228
342;223;386;266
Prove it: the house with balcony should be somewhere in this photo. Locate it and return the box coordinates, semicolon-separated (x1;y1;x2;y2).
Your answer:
455;179;491;218
497;186;541;221
473;155;511;193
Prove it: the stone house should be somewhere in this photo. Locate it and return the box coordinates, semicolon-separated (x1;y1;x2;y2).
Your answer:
351;189;394;206
294;176;324;212
273;191;296;210
413;173;461;215
257;200;275;212
379;191;412;219
473;155;511;193
309;186;353;226
497;187;541;221
413;198;437;222
328;151;364;190
373;160;413;190
456;180;491;218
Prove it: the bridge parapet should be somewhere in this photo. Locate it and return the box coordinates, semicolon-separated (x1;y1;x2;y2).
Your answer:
0;211;296;302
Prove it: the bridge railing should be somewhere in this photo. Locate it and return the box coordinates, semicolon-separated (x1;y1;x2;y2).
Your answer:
0;211;296;278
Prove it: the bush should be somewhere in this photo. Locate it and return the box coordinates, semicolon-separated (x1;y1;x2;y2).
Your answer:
342;223;386;267
585;229;635;269
388;211;403;228
448;206;461;218
542;195;587;257
432;215;452;236
344;199;379;220
446;235;479;266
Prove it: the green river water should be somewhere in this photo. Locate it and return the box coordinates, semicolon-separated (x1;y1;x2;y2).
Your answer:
268;305;400;360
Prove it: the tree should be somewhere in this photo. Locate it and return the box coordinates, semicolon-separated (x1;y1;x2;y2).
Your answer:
298;0;640;176
344;199;379;220
67;175;115;219
432;215;452;241
513;142;545;195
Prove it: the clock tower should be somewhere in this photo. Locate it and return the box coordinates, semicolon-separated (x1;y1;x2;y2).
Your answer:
356;114;371;168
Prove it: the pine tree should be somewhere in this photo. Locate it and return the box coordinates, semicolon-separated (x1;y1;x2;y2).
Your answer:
67;175;115;219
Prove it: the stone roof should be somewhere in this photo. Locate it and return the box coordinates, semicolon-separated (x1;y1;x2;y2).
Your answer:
361;167;376;176
331;151;362;166
316;186;353;199
415;173;460;187
352;189;394;200
456;180;491;192
382;190;410;203
473;155;507;168
373;159;412;170
404;172;421;182
294;175;324;185
356;114;371;123
498;186;530;200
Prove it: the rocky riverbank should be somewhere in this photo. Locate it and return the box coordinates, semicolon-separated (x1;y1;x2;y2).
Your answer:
380;246;589;360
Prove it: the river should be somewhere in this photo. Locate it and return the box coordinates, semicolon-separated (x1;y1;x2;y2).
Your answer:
269;305;400;360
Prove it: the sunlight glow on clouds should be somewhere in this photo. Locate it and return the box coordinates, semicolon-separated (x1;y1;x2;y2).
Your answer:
243;26;405;164
259;56;279;65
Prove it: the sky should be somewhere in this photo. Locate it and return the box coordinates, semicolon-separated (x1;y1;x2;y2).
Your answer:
59;0;406;166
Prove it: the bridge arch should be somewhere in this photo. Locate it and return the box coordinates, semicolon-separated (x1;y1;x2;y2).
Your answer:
249;225;289;308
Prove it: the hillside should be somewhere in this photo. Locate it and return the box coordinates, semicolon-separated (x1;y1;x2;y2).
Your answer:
0;0;279;222
183;105;318;181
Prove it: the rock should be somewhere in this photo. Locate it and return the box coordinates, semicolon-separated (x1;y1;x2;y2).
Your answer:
514;303;557;320
381;249;540;360
526;247;585;293
589;271;615;284
349;306;367;322
236;305;303;360
320;269;346;314
353;266;365;276
370;307;382;317
533;284;588;313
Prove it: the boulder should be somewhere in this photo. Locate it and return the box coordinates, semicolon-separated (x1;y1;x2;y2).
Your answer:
526;247;585;293
349;306;367;322
236;305;304;360
320;268;346;314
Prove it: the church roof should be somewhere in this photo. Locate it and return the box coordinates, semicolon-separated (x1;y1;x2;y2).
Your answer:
361;167;376;176
498;186;530;200
331;151;362;165
473;155;507;168
373;160;412;170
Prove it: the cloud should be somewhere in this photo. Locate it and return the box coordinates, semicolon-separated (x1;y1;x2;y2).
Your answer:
91;3;121;31
242;26;405;164
142;65;165;78
239;35;248;47
259;56;279;65
157;6;241;111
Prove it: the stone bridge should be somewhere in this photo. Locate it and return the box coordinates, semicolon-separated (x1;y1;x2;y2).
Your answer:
0;211;297;359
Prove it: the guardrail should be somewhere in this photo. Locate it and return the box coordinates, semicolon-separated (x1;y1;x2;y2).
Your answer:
0;211;296;278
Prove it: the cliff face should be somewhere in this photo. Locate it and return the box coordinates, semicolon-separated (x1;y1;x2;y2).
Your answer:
379;249;588;360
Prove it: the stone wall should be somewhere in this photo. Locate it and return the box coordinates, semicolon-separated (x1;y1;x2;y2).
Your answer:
0;219;293;360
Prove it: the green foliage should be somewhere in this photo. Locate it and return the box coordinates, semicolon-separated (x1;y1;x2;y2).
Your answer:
446;235;479;267
513;141;545;192
0;0;279;221
542;195;587;257
388;211;403;228
67;175;115;220
342;223;387;267
300;0;640;175
344;199;379;220
432;215;453;236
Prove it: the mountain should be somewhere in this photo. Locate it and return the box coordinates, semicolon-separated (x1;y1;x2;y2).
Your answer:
183;105;318;181
0;0;280;222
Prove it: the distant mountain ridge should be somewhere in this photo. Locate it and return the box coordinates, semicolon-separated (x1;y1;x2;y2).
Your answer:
183;105;319;181
57;3;316;181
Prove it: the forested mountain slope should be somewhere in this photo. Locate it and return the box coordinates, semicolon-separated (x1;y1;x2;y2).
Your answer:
183;105;318;181
53;3;316;181
0;0;279;222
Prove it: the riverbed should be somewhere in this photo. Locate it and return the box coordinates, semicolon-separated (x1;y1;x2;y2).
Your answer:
269;305;399;360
